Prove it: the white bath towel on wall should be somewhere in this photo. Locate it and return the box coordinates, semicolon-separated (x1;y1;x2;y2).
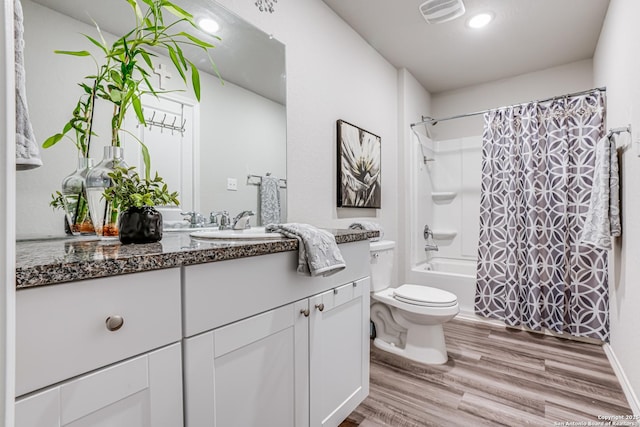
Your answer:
15;0;42;170
581;134;621;249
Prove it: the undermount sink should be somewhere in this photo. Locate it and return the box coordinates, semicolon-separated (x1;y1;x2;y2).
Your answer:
189;227;283;240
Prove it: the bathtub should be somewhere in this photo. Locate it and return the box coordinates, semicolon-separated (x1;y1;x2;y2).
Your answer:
407;257;477;314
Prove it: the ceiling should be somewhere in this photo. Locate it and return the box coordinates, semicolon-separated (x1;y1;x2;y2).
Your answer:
31;0;286;104
322;0;610;94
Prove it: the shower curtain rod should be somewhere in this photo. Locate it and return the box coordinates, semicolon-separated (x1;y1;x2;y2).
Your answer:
410;87;607;128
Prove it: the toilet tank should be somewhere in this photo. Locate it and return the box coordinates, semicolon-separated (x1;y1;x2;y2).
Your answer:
369;240;395;292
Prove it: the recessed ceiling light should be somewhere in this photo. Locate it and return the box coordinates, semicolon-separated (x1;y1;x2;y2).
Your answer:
198;18;220;34
467;13;493;29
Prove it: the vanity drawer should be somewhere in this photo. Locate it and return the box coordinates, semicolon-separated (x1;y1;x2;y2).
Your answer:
16;268;182;397
182;240;370;337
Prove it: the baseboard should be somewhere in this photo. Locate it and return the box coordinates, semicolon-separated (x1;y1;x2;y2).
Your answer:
603;344;640;416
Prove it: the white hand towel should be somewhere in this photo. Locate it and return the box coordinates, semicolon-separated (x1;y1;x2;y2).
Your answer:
15;0;42;170
260;175;281;225
349;221;384;241
266;223;346;277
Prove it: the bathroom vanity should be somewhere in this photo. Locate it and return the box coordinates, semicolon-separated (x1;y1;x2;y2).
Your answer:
14;230;375;427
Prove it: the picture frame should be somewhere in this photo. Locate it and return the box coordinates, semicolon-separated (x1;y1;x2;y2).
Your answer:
337;120;381;208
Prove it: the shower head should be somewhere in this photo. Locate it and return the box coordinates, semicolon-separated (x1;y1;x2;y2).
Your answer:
419;0;466;24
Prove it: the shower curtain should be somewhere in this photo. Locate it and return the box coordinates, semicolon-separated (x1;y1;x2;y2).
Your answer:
474;91;610;342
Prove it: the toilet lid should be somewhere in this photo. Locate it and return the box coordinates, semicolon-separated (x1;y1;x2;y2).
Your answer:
393;284;457;307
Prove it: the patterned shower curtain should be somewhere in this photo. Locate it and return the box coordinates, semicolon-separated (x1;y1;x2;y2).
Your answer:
474;91;610;342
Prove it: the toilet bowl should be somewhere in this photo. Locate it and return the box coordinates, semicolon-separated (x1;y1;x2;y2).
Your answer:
369;241;459;364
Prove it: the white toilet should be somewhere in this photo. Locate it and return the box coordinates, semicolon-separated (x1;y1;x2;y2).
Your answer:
369;240;459;364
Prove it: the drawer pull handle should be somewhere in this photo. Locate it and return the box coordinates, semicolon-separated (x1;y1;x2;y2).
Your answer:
105;315;124;332
300;308;310;317
315;303;325;312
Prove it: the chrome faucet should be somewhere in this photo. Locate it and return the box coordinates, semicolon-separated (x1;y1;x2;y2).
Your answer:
210;210;231;230
424;224;439;252
232;210;255;230
181;211;207;228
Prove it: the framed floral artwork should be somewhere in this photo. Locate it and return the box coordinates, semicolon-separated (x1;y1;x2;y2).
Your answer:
337;120;381;208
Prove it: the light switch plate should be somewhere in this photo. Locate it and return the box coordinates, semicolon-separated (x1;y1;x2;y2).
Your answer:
227;178;238;191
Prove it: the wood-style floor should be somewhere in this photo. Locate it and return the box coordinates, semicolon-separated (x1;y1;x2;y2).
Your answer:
342;318;633;427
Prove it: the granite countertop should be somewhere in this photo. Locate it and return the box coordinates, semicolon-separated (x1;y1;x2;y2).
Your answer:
16;229;378;289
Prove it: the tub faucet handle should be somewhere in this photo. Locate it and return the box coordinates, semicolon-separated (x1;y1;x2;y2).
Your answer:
424;224;438;251
424;224;434;240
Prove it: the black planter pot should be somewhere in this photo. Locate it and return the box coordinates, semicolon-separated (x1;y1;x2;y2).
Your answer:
118;206;163;244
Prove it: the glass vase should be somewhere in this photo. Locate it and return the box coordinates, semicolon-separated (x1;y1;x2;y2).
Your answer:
61;157;95;236
86;146;128;239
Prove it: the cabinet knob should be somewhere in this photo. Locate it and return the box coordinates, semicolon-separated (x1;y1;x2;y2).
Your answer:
300;308;310;317
315;303;325;312
105;315;124;332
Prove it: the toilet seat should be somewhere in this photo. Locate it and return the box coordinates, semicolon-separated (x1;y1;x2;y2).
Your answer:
393;284;457;307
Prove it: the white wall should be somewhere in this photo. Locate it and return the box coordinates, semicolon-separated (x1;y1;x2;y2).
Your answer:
16;0;286;238
431;59;594;140
398;68;431;285
215;0;399;243
196;77;286;222
593;0;640;413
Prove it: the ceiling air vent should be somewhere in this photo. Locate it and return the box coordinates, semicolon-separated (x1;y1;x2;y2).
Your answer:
419;0;466;24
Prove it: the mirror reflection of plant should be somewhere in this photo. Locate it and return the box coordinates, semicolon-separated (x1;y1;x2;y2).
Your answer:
103;166;180;212
42;80;97;156
46;81;97;229
43;0;221;177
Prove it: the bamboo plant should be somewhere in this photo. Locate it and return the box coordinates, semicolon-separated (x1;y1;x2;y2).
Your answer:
43;0;220;236
43;0;220;176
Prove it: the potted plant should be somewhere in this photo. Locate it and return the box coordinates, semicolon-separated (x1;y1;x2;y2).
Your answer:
104;166;179;244
43;0;220;237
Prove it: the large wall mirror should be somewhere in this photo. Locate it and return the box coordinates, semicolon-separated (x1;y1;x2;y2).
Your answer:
16;0;286;239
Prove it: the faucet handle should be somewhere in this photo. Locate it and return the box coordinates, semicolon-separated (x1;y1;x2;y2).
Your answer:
210;210;231;229
208;212;219;226
181;211;205;227
181;211;196;223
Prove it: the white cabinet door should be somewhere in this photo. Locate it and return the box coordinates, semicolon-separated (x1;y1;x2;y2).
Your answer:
184;300;309;427
309;278;370;427
15;343;183;427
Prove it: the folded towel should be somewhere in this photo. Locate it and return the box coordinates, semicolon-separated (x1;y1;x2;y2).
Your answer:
581;134;621;249
260;175;281;225
349;221;384;241
14;0;42;171
266;223;346;277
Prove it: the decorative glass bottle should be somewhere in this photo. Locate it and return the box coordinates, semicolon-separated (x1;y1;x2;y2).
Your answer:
86;146;128;238
61;157;95;235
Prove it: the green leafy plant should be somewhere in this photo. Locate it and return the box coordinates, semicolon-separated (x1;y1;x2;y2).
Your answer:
103;166;180;211
43;0;220;176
